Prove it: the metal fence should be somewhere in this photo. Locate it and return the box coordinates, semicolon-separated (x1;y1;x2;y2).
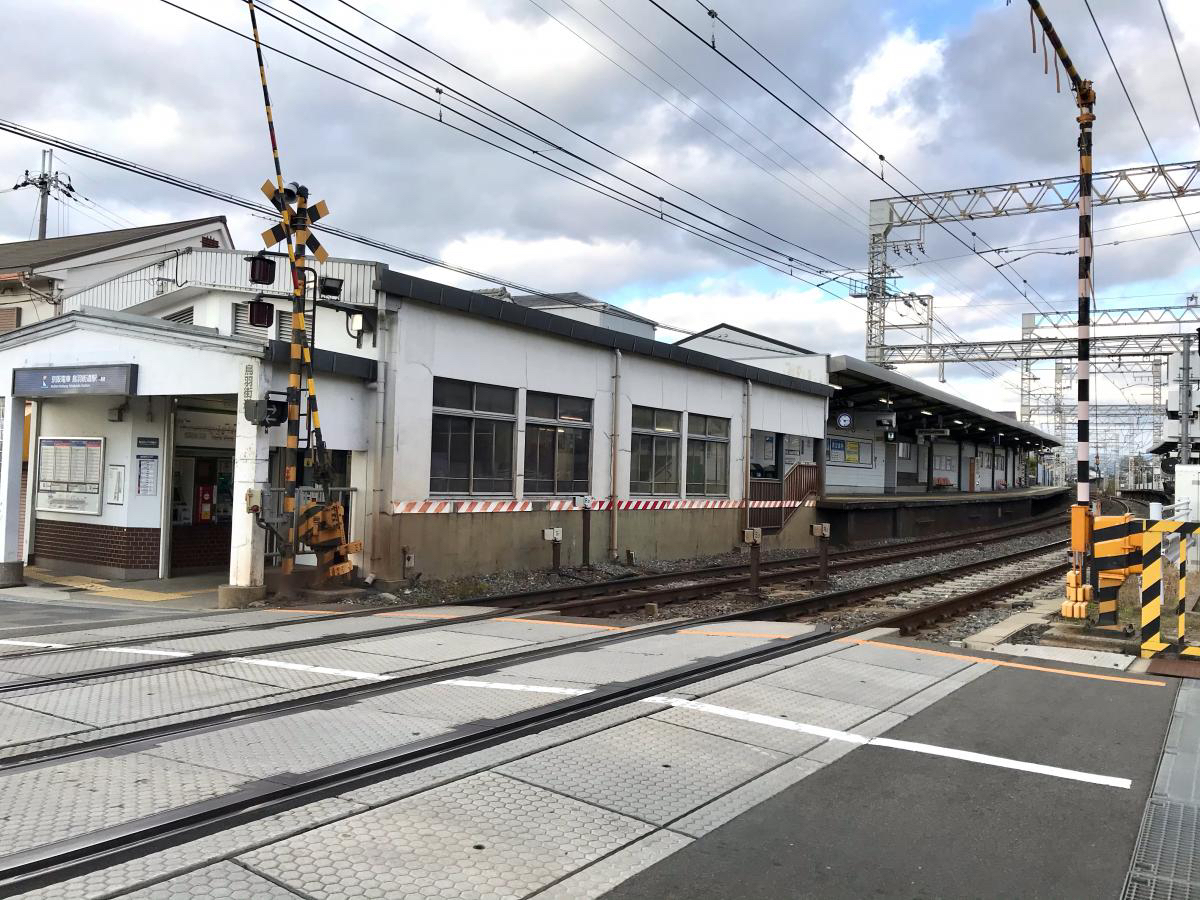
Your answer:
261;486;356;565
64;248;380;314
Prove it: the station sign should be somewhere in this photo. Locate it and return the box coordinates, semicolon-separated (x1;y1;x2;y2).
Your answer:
14;364;138;397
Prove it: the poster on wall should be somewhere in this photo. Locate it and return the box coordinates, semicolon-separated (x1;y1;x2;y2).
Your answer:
826;437;873;468
36;437;104;515
828;438;846;463
105;464;125;505
136;455;159;496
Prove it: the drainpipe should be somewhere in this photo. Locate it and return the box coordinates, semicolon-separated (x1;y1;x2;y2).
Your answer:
608;349;621;561
743;379;752;530
157;398;176;579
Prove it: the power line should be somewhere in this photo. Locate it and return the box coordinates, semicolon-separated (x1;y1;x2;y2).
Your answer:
1083;0;1200;260
653;0;1061;322
1157;0;1200;136
272;0;857;278
0;119;944;350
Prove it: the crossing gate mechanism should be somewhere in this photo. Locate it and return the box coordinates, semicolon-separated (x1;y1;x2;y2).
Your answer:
1065;515;1197;659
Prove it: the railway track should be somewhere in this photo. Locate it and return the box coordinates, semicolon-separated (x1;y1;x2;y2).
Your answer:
0;538;1069;897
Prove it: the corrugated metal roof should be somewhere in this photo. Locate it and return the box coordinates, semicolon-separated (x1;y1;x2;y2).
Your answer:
0;217;226;273
381;271;834;398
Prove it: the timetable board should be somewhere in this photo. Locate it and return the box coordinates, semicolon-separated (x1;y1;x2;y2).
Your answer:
36;437;104;515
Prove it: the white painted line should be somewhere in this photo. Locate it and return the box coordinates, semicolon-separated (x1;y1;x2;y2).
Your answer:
0;639;71;649
437;680;1130;789
223;657;391;681
97;647;193;658
870;737;1133;789
439;678;591;696
645;696;1132;790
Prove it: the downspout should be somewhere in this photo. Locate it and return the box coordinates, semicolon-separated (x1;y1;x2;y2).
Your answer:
608;349;621;561
157;398;176;579
365;273;389;579
743;379;752;530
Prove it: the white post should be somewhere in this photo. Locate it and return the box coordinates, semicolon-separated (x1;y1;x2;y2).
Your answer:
220;359;269;608
0;397;25;586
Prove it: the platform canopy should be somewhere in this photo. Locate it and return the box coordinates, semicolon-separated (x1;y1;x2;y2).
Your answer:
828;355;1059;450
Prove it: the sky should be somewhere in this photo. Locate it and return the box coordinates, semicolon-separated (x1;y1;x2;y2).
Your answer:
1;0;1199;458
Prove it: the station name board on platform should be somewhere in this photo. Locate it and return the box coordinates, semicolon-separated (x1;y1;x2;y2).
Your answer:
14;364;138;397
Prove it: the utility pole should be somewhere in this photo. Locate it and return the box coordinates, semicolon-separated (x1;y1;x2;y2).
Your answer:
12;150;64;240
1181;333;1193;469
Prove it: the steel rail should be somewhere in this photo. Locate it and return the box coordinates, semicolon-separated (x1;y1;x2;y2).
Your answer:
0;541;1067;770
0;544;1075;897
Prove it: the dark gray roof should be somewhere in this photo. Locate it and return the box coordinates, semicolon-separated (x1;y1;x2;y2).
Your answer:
828;354;1059;447
510;292;658;326
0;217;227;273
382;271;834;398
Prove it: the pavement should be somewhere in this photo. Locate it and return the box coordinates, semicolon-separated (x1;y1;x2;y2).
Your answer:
0;584;1195;899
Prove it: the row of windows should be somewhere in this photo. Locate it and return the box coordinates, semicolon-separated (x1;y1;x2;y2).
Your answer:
430;378;734;497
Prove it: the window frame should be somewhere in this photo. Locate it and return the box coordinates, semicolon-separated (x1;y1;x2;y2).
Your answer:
524;391;593;496
430;377;517;496
686;412;731;497
630;404;682;496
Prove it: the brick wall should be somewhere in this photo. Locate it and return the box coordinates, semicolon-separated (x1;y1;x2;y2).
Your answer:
170;523;231;572
34;519;159;571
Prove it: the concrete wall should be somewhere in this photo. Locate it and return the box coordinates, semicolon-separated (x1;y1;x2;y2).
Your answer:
374;505;818;581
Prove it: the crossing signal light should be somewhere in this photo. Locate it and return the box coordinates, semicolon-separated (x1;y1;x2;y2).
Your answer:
246;251;276;285
247;298;274;328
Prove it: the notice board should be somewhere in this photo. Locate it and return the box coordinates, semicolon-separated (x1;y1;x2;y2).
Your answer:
36;437;104;515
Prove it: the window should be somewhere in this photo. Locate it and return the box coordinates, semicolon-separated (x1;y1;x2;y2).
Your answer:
525;391;592;494
430;377;516;494
934;454;955;471
631;405;680;494
897;442;912;460
687;413;730;496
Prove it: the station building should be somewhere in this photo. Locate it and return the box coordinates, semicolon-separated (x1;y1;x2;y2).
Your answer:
0;221;1060;600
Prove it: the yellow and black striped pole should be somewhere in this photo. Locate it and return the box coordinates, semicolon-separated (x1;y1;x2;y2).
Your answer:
247;0;305;575
1027;1;1097;601
1177;535;1188;649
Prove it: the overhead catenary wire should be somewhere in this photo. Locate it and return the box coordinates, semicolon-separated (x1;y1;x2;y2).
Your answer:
1083;0;1200;261
0;119;951;351
1157;0;1200;140
655;0;1061;322
170;0;867;301
267;0;857;278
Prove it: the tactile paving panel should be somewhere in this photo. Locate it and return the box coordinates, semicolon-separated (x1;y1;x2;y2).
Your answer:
119;860;303;899
340;629;532;662
147;705;453;780
19;797;362;900
537;830;694;899
342;704;657;809
614;632;780;657
363;680;569;723
0;647;194;679
5;669;278;727
1132;799;1200;885
234;645;426;675
762;654;938;709
830;641;973;678
433;618;617;643
240;771;652;899
0;701;86;747
670;756;825;837
700;679;882;732
498;717;787;825
0;753;249;856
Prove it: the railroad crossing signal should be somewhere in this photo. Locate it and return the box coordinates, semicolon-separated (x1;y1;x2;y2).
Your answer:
259;179;330;262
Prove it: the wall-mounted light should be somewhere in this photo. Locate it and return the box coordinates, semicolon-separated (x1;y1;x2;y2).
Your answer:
318;276;344;298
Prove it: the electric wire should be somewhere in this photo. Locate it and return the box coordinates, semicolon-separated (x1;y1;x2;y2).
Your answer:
1157;0;1200;137
1083;0;1200;260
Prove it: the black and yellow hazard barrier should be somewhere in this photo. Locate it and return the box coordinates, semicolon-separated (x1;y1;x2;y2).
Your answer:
1064;514;1142;625
1138;520;1200;659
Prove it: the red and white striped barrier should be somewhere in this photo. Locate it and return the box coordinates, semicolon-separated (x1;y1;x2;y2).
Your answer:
392;496;816;514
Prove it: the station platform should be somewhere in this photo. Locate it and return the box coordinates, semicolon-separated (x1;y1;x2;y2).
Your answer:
819;485;1070;545
2;611;1190;899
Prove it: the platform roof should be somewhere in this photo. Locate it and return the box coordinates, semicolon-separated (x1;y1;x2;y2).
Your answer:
828;355;1059;449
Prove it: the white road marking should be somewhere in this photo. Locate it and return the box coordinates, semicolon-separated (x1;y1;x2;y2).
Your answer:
224;657;391;681
439;678;591;696
0;639;70;649
437;680;1132;790
97;647;193;657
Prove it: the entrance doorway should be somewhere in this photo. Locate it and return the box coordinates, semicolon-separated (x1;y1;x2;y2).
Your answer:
169;399;236;575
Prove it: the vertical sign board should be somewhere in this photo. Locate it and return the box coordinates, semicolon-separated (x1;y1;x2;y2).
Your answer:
36;438;104;515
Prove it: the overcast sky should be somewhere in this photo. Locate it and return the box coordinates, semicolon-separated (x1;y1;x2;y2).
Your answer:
2;0;1198;452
